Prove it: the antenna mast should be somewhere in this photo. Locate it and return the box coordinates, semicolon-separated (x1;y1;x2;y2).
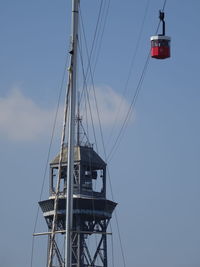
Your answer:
65;0;79;266
76;91;81;146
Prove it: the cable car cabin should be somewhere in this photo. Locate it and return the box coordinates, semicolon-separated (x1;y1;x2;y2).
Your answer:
151;35;171;59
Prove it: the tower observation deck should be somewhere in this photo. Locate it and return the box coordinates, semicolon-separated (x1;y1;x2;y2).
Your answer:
39;144;117;266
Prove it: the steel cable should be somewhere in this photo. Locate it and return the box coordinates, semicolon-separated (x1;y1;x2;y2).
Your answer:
79;1;104;104
106;0;150;147
107;0;168;162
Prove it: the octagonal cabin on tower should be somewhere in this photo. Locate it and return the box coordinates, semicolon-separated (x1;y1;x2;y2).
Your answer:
49;145;107;197
39;145;117;230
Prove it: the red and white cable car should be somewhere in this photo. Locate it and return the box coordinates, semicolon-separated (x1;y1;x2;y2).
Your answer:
151;35;170;59
150;11;171;59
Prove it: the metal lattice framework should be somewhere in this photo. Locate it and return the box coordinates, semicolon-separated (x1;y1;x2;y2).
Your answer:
37;1;116;266
39;146;116;267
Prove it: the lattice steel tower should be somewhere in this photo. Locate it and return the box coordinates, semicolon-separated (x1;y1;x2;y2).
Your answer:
39;143;116;266
38;1;116;266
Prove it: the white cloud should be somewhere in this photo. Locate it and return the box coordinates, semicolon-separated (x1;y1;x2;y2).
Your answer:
0;88;61;141
0;86;129;142
84;85;130;126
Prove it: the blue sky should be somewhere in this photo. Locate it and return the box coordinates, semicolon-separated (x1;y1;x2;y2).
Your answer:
1;0;200;266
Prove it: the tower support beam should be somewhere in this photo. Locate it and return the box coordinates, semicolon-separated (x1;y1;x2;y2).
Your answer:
65;0;80;266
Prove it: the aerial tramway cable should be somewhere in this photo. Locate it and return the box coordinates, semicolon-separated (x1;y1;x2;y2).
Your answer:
31;0;168;266
78;5;117;264
78;41;99;151
106;0;150;147
82;2;151;261
78;1;110;153
79;2;114;265
78;3;128;266
79;0;111;106
79;1;111;152
107;0;168;162
107;54;150;161
79;16;128;267
90;0;112;75
79;0;151;266
79;1;105;102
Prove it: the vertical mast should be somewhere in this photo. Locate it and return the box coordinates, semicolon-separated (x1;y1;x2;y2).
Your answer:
65;0;79;266
77;91;81;146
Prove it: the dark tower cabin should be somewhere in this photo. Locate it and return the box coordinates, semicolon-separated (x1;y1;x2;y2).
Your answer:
39;144;116;266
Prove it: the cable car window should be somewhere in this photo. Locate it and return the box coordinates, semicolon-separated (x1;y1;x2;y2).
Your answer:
151;40;158;47
162;40;166;46
161;39;170;47
165;40;170;47
158;40;165;47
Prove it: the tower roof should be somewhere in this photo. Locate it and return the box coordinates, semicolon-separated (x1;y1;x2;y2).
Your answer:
50;145;106;168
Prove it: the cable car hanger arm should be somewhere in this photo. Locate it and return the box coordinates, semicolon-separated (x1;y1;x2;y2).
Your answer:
159;10;165;36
